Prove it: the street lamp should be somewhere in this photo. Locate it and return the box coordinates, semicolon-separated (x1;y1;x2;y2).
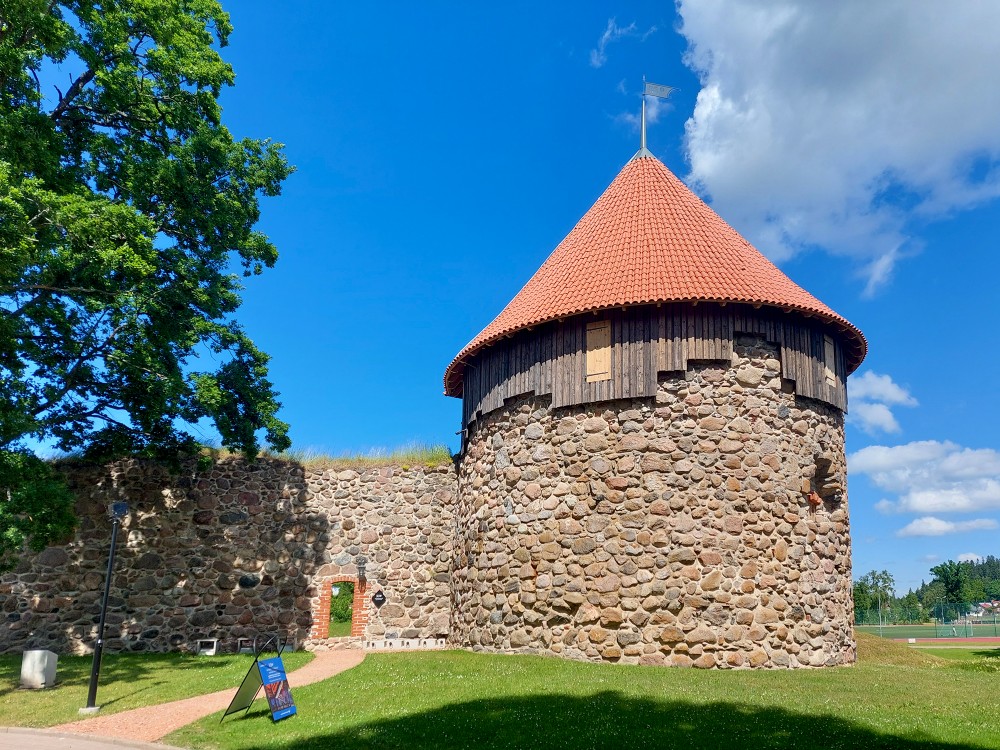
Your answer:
81;501;128;714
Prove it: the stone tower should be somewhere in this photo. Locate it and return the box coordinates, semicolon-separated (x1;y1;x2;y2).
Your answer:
444;147;867;668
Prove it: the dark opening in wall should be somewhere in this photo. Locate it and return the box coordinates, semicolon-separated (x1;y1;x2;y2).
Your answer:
813;449;844;504
329;581;355;638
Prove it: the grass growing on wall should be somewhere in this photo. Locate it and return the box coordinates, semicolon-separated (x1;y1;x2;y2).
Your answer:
170;635;1000;750
200;442;454;470
48;442;454;472
0;651;314;728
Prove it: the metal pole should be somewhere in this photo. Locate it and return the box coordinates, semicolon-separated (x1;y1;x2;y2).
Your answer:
640;95;647;152
85;516;120;709
877;590;883;638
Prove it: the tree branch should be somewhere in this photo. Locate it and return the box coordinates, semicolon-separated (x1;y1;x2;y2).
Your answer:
1;283;120;298
50;68;97;121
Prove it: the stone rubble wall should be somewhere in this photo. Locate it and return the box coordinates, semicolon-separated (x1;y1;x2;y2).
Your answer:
0;458;455;654
451;336;854;668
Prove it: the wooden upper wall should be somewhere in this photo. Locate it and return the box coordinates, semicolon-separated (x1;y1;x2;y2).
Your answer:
460;303;848;429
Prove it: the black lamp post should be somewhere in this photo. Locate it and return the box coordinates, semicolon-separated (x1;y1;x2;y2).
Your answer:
356;558;367;583
81;501;128;713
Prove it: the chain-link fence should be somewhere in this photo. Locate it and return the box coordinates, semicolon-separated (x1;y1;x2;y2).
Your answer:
855;603;1000;639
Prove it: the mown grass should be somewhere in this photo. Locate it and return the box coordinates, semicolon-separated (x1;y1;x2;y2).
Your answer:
856;623;1000;640
327;620;353;638
169;634;1000;750
0;650;313;728
915;647;1000;672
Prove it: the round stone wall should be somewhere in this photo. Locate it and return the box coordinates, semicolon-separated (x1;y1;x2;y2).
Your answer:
451;335;854;668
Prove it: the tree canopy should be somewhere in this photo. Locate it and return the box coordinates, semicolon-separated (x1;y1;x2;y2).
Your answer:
926;558;1000;603
852;569;895;614
856;557;1000;625
0;0;291;568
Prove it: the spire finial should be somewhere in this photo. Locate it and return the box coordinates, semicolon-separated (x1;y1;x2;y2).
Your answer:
633;80;675;160
640;83;648;151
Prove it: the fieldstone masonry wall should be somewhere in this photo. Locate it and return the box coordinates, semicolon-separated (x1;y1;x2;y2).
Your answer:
0;458;455;654
451;336;854;668
1;340;855;669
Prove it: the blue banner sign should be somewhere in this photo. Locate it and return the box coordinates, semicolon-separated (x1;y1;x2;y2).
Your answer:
258;656;296;721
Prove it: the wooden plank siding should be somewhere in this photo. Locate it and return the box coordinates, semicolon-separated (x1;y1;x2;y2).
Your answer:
461;303;848;428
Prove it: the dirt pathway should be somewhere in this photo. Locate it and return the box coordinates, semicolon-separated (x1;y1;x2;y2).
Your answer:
50;649;365;743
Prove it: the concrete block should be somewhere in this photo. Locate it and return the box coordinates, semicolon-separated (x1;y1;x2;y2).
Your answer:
20;649;58;689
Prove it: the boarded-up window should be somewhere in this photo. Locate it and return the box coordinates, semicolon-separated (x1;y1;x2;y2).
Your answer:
586;320;611;383
823;335;837;387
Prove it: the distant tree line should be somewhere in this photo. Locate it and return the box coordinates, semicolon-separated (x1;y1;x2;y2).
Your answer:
854;556;1000;624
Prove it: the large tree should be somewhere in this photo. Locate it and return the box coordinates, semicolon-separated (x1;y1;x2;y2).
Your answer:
929;561;970;604
854;569;895;614
0;0;292;568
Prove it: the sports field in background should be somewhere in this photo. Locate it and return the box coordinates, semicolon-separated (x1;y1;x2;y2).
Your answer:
856;622;1000;640
856;603;1000;641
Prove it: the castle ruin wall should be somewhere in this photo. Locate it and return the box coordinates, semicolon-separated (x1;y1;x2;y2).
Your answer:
0;458;455;655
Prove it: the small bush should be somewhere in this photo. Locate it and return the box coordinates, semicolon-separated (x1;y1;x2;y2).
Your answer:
330;582;355;623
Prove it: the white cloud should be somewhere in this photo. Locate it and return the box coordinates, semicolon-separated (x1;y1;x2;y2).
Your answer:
873;498;894;514
958;552;984;563
896;517;997;538
850;402;900;435
849;371;918;406
676;1;1000;293
919;554;939;563
589;19;657;68
851;440;1000;513
847;371;917;434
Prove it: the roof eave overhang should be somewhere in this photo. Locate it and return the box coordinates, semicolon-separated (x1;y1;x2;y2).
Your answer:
443;298;867;398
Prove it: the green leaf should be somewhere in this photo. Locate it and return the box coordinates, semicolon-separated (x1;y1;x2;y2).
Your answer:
0;0;292;570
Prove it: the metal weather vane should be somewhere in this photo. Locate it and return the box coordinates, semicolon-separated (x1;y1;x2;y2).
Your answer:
638;79;675;156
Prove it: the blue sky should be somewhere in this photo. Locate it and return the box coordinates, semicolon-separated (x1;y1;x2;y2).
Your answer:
200;2;1000;593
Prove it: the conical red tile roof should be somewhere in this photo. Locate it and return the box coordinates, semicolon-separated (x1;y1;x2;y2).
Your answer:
444;154;866;396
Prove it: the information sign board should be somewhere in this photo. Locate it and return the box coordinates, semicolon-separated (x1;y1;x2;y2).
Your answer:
224;662;263;718
258;656;297;721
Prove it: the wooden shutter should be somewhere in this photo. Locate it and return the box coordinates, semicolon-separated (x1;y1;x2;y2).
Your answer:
823;335;836;387
586;320;611;383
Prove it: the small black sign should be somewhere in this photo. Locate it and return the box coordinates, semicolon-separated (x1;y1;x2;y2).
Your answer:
371;590;387;608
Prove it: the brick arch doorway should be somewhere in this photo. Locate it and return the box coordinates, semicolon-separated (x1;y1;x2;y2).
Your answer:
310;576;368;640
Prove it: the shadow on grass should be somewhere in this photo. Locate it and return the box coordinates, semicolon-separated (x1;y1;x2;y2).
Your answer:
230;692;980;750
0;651;246;699
97;684;153;709
970;649;1000;658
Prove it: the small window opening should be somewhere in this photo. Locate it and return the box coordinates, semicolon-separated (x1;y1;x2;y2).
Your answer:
586;320;611;383
329;581;355;638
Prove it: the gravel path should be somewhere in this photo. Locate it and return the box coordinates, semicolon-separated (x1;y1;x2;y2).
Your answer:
0;727;187;750
48;649;365;744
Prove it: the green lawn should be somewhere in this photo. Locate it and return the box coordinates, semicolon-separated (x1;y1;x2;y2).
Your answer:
856;623;1000;639
327;620;353;638
169;635;1000;750
0;650;313;728
915;647;1000;667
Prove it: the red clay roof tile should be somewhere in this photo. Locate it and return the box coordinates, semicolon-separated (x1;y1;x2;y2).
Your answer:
444;154;866;396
